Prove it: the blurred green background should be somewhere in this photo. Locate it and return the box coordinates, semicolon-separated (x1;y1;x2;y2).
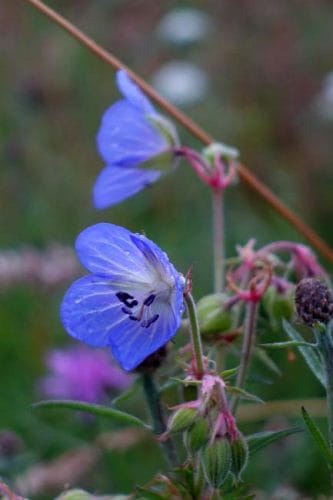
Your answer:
1;1;333;497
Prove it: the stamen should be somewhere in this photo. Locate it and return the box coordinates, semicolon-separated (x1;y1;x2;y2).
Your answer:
129;315;139;321
144;294;156;306
116;291;138;308
142;314;159;328
121;306;132;315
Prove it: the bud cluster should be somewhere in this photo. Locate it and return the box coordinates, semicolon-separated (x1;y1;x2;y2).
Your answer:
164;374;248;489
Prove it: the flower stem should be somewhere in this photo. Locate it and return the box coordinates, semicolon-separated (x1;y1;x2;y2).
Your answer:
231;300;259;415
212;188;225;293
185;293;205;378
316;328;333;490
141;372;177;467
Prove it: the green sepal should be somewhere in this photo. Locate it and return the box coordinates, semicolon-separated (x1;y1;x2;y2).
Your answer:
247;427;303;456
33;399;150;429
283;319;326;387
301;406;333;469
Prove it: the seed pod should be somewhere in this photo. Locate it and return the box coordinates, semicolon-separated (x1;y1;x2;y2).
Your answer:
184;416;209;454
230;433;249;481
295;278;333;326
201;438;232;488
168;408;197;434
197;293;232;337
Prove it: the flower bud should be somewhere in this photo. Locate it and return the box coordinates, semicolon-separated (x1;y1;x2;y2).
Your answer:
295;278;333;326
262;286;293;323
184;416;209;454
167;408;197;434
197;294;232;337
201;438;232;488
230;433;249;481
202;142;239;163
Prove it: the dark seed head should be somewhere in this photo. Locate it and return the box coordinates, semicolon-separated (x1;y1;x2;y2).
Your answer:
295;278;333;326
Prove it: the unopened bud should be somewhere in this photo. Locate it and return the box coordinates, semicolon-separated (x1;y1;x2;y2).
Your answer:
262;286;293;323
184;416;209;454
197;294;232;337
168;408;197;434
295;278;333;326
201;438;232;488
230;433;249;481
202;142;239;162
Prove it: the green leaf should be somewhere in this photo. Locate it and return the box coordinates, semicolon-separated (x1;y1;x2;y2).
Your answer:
260;340;315;349
158;379;181;394
301;406;333;469
135;487;166;500
283;319;325;387
111;379;141;406
248;427;302;456
226;386;264;404
170;377;201;386
33;400;150;429
220;366;239;380
254;347;281;376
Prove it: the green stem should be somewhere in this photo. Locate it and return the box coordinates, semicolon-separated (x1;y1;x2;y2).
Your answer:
185;293;205;378
212;188;225;293
317;328;333;490
231;300;259;415
141;372;178;467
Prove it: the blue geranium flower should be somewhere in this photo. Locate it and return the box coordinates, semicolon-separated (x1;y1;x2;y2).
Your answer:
94;71;178;209
61;223;185;371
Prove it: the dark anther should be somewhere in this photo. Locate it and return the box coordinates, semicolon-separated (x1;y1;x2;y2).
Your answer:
142;314;159;328
116;291;138;308
129;315;139;321
144;294;156;307
121;307;132;315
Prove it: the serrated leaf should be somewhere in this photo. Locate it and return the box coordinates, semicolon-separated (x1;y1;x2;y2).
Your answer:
260;340;314;349
283;319;325;387
220;366;239;380
33;400;150;429
226;386;264;404
247;427;302;456
301;406;333;469
254;347;281;376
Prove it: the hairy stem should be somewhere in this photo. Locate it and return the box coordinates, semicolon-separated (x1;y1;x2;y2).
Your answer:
231;300;259;415
24;0;333;263
142;372;177;467
185;293;205;378
212;188;225;293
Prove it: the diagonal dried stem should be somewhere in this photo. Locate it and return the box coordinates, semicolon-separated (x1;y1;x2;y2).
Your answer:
23;0;333;264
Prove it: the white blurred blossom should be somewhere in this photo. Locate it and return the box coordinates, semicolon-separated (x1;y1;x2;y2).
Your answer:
156;8;213;47
152;61;209;107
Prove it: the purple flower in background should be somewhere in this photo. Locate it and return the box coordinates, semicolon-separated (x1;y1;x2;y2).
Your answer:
40;346;132;403
61;223;185;371
94;70;178;209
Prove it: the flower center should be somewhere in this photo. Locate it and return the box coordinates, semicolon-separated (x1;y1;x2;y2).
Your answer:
116;291;160;328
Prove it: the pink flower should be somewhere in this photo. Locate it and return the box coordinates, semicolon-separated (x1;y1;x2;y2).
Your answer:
40;346;133;404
